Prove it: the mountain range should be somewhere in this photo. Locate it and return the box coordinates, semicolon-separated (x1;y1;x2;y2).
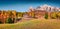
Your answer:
29;4;60;12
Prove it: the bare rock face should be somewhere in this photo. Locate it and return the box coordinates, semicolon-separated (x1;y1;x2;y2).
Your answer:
28;4;60;19
29;4;60;12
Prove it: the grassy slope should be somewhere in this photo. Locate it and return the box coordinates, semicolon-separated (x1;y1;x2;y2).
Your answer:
0;19;60;29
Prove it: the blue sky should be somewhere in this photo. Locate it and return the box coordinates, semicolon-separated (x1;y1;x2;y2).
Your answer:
0;0;60;12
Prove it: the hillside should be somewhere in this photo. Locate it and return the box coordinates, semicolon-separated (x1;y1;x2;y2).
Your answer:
0;19;60;29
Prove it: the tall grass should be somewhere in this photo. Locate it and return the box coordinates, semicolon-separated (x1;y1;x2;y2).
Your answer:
0;19;60;29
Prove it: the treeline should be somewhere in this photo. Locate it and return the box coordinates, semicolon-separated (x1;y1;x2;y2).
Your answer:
0;11;60;24
45;12;60;19
5;12;26;24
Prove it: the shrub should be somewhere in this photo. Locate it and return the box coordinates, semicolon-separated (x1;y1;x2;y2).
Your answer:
6;18;14;24
45;13;48;19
